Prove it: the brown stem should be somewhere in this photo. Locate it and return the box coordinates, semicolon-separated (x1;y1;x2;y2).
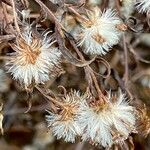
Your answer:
66;5;89;23
11;0;21;34
69;39;105;100
123;34;128;87
115;0;121;15
34;0;65;31
123;34;133;99
35;86;64;108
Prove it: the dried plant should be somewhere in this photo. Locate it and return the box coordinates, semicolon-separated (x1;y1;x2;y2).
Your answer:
0;0;150;149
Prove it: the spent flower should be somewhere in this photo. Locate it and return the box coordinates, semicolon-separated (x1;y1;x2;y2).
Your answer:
136;0;150;13
46;91;87;142
78;91;136;147
77;8;126;55
6;27;61;87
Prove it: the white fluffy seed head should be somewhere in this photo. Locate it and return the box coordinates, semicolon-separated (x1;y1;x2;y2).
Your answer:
77;91;136;148
136;0;150;13
6;28;61;87
78;8;125;55
46;91;87;143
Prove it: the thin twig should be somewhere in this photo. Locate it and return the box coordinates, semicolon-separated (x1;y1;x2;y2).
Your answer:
68;35;105;100
35;0;106;102
123;34;128;87
34;0;65;30
35;86;64;107
11;0;21;34
129;44;150;64
123;34;134;99
66;5;89;23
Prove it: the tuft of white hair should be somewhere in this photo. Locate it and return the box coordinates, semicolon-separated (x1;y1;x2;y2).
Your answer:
78;8;123;55
77;91;136;147
46;91;87;142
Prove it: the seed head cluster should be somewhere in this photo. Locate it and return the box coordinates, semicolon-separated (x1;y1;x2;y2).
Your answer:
46;90;136;148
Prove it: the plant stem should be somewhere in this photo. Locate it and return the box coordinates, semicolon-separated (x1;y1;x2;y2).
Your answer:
11;0;21;34
36;86;64;108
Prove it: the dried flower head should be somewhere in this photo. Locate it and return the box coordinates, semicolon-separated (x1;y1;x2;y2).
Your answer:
136;105;150;137
46;91;86;142
78;8;126;55
136;0;150;13
78;91;136;147
6;27;61;87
